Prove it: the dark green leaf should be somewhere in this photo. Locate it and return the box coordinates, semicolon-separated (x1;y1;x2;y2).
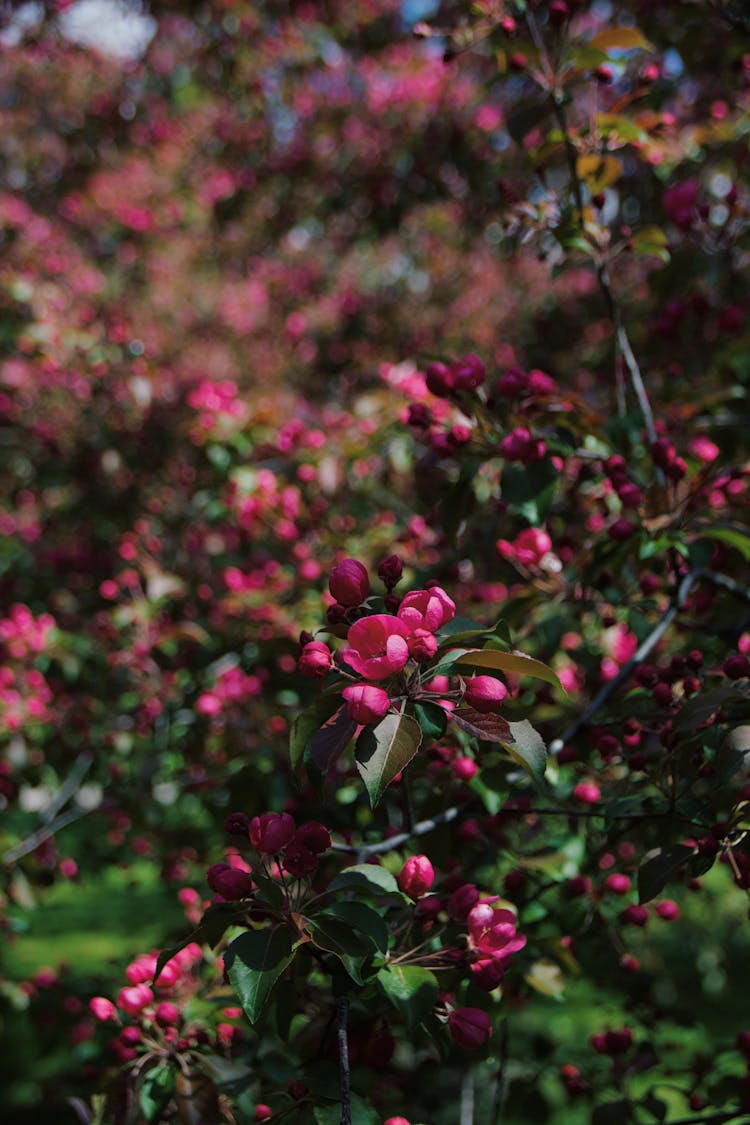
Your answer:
307;916;374;984
314;1094;380;1125
501;459;559;523
591;1101;632;1125
154;902;247;984
413;700;448;740
355;712;422;807
290;693;344;779
139;1063;174;1124
252;873;286;911
641;1092;667;1122
225;926;297;1023
318;901;390;954
637;845;695;904
377;964;438;1031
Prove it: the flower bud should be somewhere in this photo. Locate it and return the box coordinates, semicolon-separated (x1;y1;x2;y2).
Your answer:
294;821;332;854
573;782;600;804
407;628;437;662
447;883;481;920
117;984;153;1017
398;854;435;900
283;841;319;878
155;1001;180;1027
249;812;296;854
342;683;390;725
377;554;404;590
425;361;454;398
329;558;370;606
448;1007;493;1050
463;675;507;713
89;996;118;1022
206;863;253;900
224;811;250;836
298;640;333;678
451;353;486;391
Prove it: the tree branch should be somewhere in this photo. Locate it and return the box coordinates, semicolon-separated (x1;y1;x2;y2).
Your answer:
337;996;352;1125
331;805;461;857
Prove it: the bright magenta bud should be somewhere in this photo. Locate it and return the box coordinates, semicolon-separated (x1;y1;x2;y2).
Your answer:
573;782;601;804
398;854;435;900
329;558;370;606
206;863;253;900
89;996;118;1022
342;683;390;725
249;812;296;854
604;873;631;895
463;676;507;713
384;1118;412;1125
155;1001;180;1027
622;904;649;927
448;1007;493;1050
255;1106;273;1122
118;984;153;1017
453;757;478;781
298;640;333;678
342;614;410;680
407;628;437;662
655;899;680;921
294;821;331;854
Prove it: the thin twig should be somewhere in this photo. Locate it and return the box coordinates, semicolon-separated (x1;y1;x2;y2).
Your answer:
3;803;99;864
334;805;461;857
41;753;93;824
550;567;750;755
337;996;352;1125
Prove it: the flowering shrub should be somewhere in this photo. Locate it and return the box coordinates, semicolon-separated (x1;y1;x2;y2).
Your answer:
2;0;750;1123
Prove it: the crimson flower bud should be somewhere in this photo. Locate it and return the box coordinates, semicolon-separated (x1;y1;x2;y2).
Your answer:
377;554;404;589
384;1118;411;1125
621;904;649;927
118;984;153;1017
453;757;478;781
573;782;600;804
447;883;480;920
298;640;333;678
283;841;319;878
207;863;253;900
425;361;454;398
224;811;249;836
342;683;390;725
463;675;507;713
470;957;505;991
249;812;296;854
294;821;331;854
655;899;680;921
496;366;528;397
609;517;636;542
604;873;631;895
451;353;486;391
255;1107;273;1122
329;558;370;606
448;1007;493;1050
398;854;435;900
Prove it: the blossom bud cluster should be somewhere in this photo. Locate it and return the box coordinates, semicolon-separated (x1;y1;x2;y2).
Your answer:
212;811;333;886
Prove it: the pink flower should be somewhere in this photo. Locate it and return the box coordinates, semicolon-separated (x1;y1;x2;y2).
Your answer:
398;854;435;899
397;587;456;633
329;558;370;606
342;615;410;680
448;1007;493;1050
342;683;391;725
467;904;526;962
407;628;437;662
89;996;118;1022
463;676;508;713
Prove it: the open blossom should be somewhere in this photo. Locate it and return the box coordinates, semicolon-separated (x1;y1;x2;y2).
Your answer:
467;904;526;963
448;1007;493;1050
342;614;410;680
249;812;296;854
397;586;455;633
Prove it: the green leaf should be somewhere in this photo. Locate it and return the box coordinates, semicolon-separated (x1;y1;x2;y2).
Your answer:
317;901;390;954
453;648;563;691
252;873;286;911
378;964;438;1031
501;460;559;523
355;712;422;807
697;523;750;563
591;1101;633;1125
154;902;247;984
501;719;548;789
139;1063;175;1124
637;845;695;904
290;693;343;779
437;617;511;646
307;916;374;984
327;864;401;898
224;926;297;1023
413;700;448;740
